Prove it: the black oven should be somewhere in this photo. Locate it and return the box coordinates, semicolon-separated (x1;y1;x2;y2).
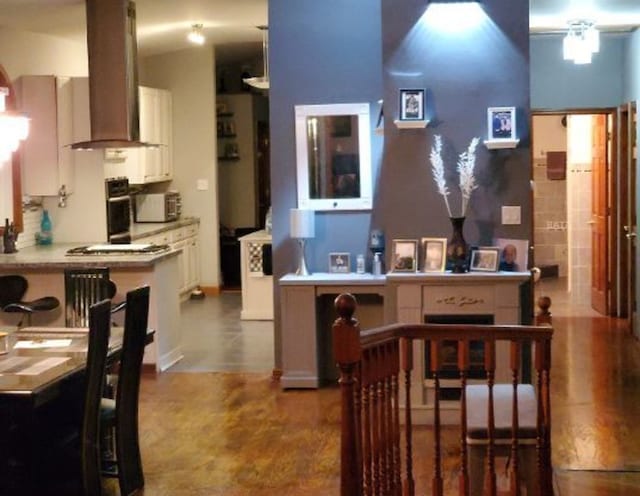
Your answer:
105;177;131;244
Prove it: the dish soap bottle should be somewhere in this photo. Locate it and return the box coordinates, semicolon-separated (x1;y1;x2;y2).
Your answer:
39;209;53;245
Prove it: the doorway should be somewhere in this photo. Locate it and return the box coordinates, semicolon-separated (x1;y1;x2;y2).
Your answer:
532;110;616;315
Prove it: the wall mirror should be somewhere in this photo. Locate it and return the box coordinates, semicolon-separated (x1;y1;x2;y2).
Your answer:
0;64;23;236
295;102;372;211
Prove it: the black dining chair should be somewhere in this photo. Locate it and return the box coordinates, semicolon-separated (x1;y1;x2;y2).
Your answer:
0;274;60;326
100;285;150;496
82;298;112;496
64;268;126;327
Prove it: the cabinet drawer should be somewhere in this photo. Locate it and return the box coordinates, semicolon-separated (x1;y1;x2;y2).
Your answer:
423;285;495;315
184;224;198;238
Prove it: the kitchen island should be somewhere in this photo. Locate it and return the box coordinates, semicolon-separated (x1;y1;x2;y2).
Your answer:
0;243;182;372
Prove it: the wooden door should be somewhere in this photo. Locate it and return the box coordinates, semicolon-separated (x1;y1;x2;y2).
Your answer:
618;104;637;323
591;114;608;314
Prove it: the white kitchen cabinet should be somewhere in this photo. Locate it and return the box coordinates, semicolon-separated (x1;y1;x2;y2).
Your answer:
15;75;75;196
104;86;172;184
135;222;200;298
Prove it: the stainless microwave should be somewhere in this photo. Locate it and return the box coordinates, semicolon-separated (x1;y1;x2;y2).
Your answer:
134;192;181;222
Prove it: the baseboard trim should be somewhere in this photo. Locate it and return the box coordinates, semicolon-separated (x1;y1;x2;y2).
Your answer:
201;286;220;296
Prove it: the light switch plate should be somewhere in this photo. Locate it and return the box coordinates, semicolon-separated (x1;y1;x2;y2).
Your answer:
502;205;521;225
196;179;209;191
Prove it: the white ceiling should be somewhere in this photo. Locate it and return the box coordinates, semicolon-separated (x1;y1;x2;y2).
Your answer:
0;0;638;60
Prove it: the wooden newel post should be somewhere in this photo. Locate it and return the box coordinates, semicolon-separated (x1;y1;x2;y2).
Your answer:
333;293;362;496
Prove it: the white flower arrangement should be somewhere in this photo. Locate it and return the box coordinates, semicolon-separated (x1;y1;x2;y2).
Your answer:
429;135;480;217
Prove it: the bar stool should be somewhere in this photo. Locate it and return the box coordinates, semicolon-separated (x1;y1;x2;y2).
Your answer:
0;274;60;326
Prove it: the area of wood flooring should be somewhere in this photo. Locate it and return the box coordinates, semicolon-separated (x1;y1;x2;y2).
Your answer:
109;284;640;495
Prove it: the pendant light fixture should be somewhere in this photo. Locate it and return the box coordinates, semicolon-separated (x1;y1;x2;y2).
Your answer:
243;25;269;90
188;23;205;45
563;20;599;65
0;87;29;163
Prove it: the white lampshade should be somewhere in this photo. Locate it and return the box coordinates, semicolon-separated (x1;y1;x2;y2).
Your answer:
290;208;315;239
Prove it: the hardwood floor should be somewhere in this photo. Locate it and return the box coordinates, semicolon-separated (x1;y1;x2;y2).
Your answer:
110;285;640;495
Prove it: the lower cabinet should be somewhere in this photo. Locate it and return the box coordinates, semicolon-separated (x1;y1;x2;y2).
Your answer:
136;223;200;298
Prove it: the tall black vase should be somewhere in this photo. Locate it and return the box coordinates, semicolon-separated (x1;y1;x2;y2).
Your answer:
447;216;468;273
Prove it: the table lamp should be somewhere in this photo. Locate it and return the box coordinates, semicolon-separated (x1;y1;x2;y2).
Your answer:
290;208;315;276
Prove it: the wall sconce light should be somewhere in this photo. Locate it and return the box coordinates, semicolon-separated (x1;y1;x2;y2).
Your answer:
290;208;315;276
187;24;205;45
563;20;599;65
0;87;29;163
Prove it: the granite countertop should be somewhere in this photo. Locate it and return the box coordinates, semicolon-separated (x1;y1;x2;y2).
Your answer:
130;217;199;241
0;243;179;269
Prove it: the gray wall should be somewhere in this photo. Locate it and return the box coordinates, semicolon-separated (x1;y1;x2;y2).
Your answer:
625;28;640;101
531;33;626;110
270;0;383;367
378;0;531;249
270;0;530;369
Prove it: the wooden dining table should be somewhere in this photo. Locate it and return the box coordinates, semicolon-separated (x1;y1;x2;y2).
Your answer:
0;325;154;496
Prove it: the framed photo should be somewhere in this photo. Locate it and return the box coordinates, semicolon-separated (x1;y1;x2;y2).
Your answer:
329;252;351;273
487;106;516;141
469;247;500;272
399;89;425;121
494;238;529;272
391;239;418;272
421;237;447;272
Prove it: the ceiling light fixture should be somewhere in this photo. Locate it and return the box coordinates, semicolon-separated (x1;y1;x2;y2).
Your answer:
0;87;28;163
243;25;269;90
187;24;205;45
563;20;599;65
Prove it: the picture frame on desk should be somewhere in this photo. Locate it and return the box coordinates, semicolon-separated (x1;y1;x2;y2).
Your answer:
399;89;424;121
469;247;500;272
421;237;447;272
494;238;529;272
329;252;351;273
391;239;418;272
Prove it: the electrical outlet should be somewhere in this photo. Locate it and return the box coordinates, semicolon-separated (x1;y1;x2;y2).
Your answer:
196;179;209;191
502;206;521;225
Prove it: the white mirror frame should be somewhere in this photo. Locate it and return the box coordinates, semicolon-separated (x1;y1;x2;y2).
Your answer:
294;102;373;211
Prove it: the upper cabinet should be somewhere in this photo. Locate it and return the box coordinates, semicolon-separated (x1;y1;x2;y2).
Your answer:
104;86;173;184
15;75;75;196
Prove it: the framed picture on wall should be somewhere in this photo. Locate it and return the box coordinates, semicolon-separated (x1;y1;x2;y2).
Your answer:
487;106;516;141
329;252;351;273
421;237;447;272
391;239;418;272
469;247;500;272
399;89;424;121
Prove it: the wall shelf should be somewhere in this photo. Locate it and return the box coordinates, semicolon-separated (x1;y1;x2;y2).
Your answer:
394;119;429;129
483;138;520;150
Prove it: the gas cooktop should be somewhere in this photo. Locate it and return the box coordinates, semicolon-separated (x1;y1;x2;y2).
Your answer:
66;243;171;255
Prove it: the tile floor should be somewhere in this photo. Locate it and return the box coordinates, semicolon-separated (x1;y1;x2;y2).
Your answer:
167;291;274;373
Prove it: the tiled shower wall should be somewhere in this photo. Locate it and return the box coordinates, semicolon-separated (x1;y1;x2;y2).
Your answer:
566;115;594;301
533;115;568;277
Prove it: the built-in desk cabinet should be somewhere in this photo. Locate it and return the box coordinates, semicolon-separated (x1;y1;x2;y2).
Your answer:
385;271;531;424
279;273;386;389
279;271;532;424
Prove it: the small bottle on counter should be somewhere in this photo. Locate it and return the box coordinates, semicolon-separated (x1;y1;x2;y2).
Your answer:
39;209;53;245
356;254;365;274
373;252;382;276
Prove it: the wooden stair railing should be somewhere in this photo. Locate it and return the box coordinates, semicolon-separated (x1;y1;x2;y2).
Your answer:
332;293;554;496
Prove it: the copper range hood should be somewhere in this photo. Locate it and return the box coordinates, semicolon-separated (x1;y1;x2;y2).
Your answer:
72;0;148;149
